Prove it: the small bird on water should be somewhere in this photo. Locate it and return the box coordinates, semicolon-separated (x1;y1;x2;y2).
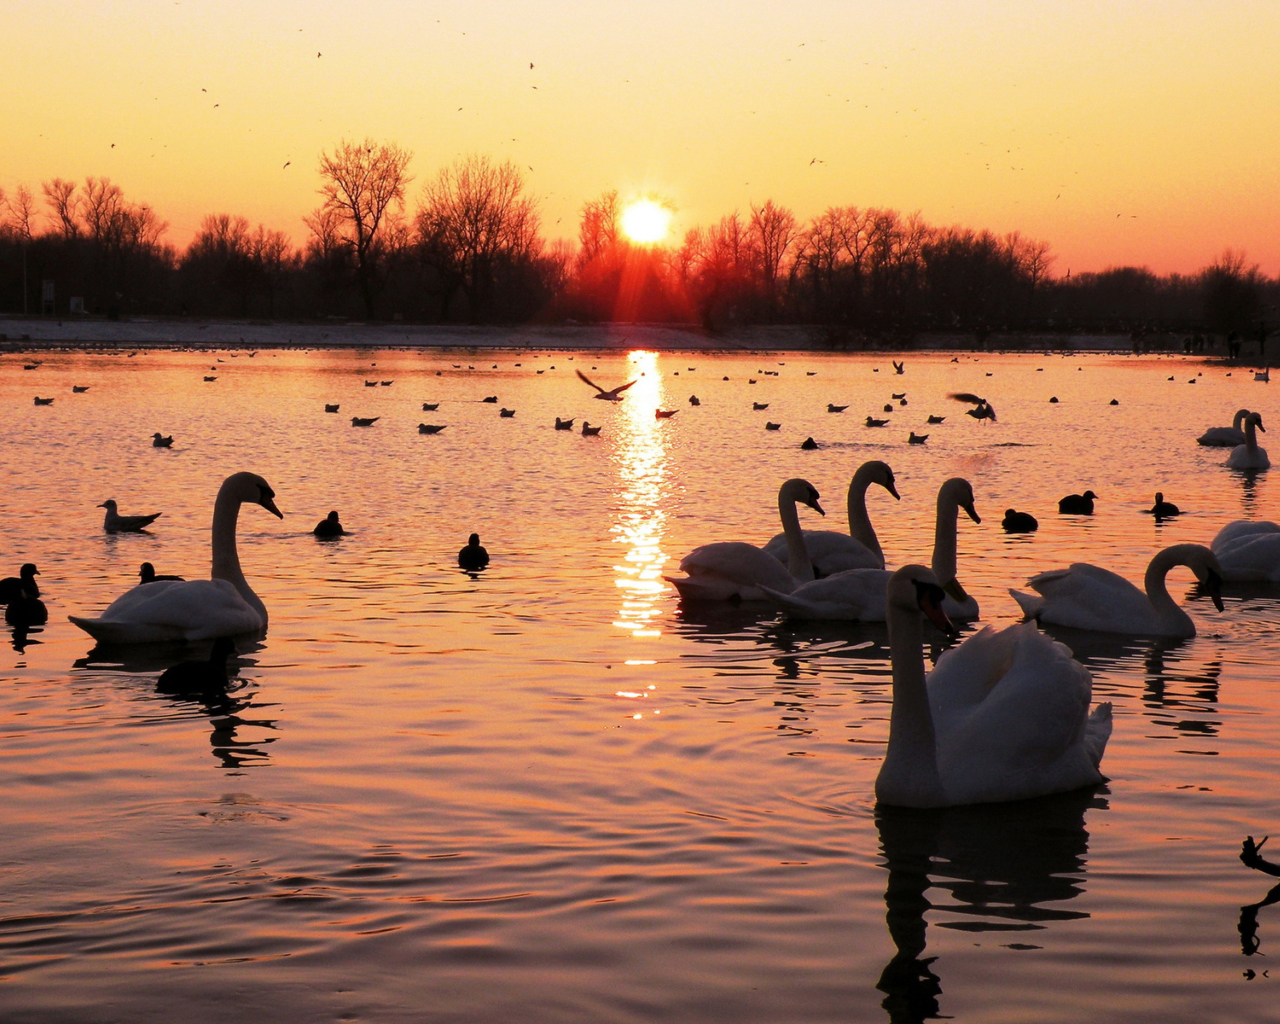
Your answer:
0;563;39;604
152;432;173;447
313;510;346;538
458;534;490;570
99;500;161;533
139;562;184;583
1002;509;1039;533
1058;490;1098;515
1143;492;1181;518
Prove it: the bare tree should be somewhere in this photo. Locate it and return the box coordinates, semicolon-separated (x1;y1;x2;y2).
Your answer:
41;178;80;238
415;154;540;320
1;185;38;313
748;200;799;316
577;190;622;268
315;138;413;318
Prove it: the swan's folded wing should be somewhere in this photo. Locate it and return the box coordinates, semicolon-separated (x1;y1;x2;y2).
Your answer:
928;625;1016;725
679;542;797;592
1212;519;1280;550
762;569;888;621
73;579;262;641
1028;563;1152;631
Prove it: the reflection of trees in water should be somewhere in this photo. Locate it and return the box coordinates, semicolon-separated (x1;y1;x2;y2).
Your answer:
876;788;1104;1024
74;641;278;771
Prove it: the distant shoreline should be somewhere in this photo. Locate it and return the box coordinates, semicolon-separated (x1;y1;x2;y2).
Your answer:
0;315;1205;355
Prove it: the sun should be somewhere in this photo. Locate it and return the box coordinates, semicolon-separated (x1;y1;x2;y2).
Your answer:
621;199;673;244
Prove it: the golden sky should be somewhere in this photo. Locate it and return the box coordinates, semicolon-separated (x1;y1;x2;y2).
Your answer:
5;0;1279;274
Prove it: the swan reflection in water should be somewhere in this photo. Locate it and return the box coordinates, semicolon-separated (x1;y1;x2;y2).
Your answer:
876;788;1105;1023
74;640;278;771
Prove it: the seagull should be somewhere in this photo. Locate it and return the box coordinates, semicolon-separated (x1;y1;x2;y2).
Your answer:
827;403;848;413
581;422;602;436
892;360;905;374
351;416;380;427
33;397;54;406
908;432;928;444
765;422;782;431
576;369;637;401
418;424;446;434
655;409;677;419
72;385;90;393
554;417;575;430
500;408;516;418
865;416;889;427
99;500;161;533
949;392;997;422
926;414;945;424
324;403;340;412
753;402;769;410
422;402;439;411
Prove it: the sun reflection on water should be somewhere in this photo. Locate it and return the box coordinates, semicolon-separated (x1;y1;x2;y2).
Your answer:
610;350;671;638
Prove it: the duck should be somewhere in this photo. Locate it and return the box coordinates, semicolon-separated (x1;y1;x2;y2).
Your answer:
418;424;446;434
554;417;575;431
155;637;237;694
875;565;1111;808
481;396;498;403
499;408;516;418
762;477;981;621
1209;520;1280;581
458;534;490;570
664;479;824;602
689;395;701;406
764;461;900;575
324;403;340;413
351;416;380;427
1002;509;1039;533
1057;490;1097;515
1226;412;1269;470
139;562;184;583
99;500;161;533
1143;493;1181;518
0;563;40;604
801;437;819;450
1009;543;1224;638
581;422;602;436
765;422;781;431
5;585;47;628
70;472;284;643
151;433;174;448
1197;409;1250;447
313;510;345;538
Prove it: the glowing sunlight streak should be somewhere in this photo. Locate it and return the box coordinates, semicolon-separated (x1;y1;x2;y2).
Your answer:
610;350;671;640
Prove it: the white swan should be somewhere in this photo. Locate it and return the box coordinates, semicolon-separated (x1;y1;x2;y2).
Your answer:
762;477;981;621
664;478;824;602
70;472;283;643
1009;543;1224;638
762;460;899;574
1198;408;1250;447
875;565;1112;808
1226;412;1269;470
1210;520;1280;581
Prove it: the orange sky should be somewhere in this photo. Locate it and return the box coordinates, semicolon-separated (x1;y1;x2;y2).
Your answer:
5;0;1279;275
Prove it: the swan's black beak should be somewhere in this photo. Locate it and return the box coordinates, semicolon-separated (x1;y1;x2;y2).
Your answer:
885;479;901;500
262;499;284;519
963;502;981;524
1206;568;1224;612
914;580;957;636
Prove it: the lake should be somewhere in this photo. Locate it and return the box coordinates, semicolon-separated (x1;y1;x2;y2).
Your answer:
2;345;1279;1023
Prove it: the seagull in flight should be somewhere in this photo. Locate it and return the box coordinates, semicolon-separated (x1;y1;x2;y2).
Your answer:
948;392;997;422
576;369;637;401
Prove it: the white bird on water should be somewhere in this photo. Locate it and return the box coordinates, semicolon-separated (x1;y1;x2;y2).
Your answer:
99;500;162;533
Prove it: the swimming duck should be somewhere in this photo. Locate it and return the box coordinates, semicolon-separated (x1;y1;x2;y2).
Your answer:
458;534;490;570
1058;490;1097;515
1002;509;1039;533
313;511;345;538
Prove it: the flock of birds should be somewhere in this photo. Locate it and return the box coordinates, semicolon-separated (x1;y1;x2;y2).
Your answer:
9;354;1280;813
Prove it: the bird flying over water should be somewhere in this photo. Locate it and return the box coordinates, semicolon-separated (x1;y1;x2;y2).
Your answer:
576;369;637;401
949;392;997;422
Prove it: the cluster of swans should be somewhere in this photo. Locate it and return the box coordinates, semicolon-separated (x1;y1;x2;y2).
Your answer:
1200;408;1270;470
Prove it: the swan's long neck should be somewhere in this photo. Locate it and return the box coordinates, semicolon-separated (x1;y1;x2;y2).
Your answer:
779;492;815;582
1234;409;1249;431
847;469;883;561
1246;417;1258;452
880;603;945;807
1143;547;1193;634
210;488;266;623
931;494;959;586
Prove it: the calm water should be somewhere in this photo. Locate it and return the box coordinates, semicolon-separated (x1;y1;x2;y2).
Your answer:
3;345;1280;1023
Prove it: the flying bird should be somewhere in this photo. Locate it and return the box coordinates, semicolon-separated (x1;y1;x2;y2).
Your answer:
948;392;997;422
576;369;637;401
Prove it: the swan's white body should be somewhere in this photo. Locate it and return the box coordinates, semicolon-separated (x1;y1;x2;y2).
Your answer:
1210;520;1280;581
1226;412;1269;470
875;566;1111;808
763;462;899;575
764;478;981;621
1198;408;1249;447
665;479;823;602
70;472;283;643
1009;543;1223;638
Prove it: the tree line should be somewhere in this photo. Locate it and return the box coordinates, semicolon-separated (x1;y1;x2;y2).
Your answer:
2;139;1276;342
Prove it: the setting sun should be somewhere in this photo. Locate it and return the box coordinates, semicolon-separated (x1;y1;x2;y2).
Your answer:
621;199;673;244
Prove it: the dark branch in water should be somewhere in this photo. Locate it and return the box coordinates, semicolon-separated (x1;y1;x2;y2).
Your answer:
1242;836;1280;877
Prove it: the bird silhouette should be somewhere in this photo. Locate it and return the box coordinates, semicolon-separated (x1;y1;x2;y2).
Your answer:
949;392;997;422
576;369;637;401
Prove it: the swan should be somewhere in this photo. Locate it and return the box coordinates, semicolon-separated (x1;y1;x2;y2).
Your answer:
763;477;981;621
875;564;1111;808
1210;520;1280;581
1009;543;1224;638
665;478;824;602
1226;412;1269;470
69;472;283;643
763;461;899;575
1198;408;1250;447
